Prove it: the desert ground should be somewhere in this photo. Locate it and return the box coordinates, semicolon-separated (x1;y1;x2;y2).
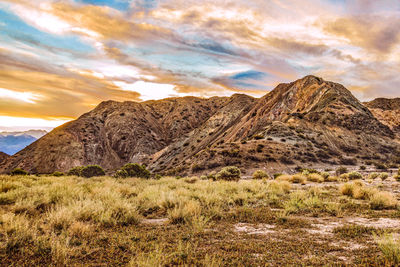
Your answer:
0;166;399;266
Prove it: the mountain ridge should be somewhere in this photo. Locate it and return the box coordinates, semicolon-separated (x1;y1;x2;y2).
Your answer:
1;75;400;175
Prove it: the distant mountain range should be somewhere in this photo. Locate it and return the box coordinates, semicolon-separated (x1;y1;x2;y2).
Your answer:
0;130;47;155
1;76;400;175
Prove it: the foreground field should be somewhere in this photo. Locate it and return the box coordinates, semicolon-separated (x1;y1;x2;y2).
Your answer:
1;173;400;266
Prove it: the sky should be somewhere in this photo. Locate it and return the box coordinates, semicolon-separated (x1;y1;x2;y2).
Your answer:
0;0;400;131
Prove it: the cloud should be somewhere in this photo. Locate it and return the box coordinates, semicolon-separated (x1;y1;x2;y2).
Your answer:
319;15;400;54
0;0;400;130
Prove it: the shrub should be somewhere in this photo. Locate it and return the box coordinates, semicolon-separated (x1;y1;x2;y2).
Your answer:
67;166;83;176
51;171;64;177
291;174;306;184
215;166;241;181
368;172;379;179
273;173;283;179
369;192;398;210
117;163;151;178
395;175;400;182
80;165;105;178
10;168;28;176
360;165;366;170
380;172;389;181
320;172;330;180
253;134;264;140
252;170;269;179
207;171;216;180
374;162;387;170
114;169;128;178
347;171;362;180
307;173;324;183
336;167;348;176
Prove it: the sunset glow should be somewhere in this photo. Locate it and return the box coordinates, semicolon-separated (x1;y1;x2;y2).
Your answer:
0;0;399;130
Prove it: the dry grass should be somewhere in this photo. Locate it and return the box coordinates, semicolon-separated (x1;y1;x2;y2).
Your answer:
0;173;399;266
340;181;398;209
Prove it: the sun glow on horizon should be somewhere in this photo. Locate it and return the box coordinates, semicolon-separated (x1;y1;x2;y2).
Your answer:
0;116;72;132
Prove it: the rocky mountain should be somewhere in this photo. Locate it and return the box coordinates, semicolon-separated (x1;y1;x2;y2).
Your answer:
365;98;400;135
1;76;400;175
0;152;9;164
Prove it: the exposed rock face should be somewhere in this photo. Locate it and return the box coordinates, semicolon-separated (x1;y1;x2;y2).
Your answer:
365;98;400;135
0;152;9;164
1;76;400;175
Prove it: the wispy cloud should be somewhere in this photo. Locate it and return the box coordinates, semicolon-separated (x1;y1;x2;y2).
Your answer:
0;0;399;129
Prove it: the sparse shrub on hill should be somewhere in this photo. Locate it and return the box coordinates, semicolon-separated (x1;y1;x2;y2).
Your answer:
67;166;84;176
369;172;379;179
380;173;389;181
320;172;330;180
215;166;241;181
253;134;264;140
347;171;362;180
340;181;398;210
307;173;324;183
80;165;105;178
374;162;387;170
207;171;217;180
336;167;348;176
115;163;151;178
51;171;64;177
252;170;269;179
114;169;129;178
10;168;28;176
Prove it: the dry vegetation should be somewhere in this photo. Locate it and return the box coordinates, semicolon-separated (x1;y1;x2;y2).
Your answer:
1;168;400;266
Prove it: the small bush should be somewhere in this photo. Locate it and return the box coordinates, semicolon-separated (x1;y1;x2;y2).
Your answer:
320;172;330;180
116;163;151;178
368;172;379;179
252;170;269;180
67;166;83;176
207;171;216;180
347;171;362;180
380;172;389;181
80;165;105;178
359;165;366;170
51;171;64;177
10;168;28;176
369;192;398;210
307;173;324;183
336;167;348;176
114;169;128;178
215;166;241;181
374;162;387;170
253;134;264;140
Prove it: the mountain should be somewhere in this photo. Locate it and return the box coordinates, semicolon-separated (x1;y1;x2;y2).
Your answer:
365;98;400;135
0;130;47;155
1;76;400;175
0;152;9;164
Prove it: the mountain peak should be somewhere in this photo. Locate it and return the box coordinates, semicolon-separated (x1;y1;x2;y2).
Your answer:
1;77;399;175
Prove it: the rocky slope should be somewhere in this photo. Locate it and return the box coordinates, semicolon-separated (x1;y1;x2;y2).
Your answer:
365;98;400;135
1;76;400;175
0;152;9;164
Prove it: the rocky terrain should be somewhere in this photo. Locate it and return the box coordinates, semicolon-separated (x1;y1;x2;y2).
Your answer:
0;152;9;164
365;98;400;135
1;75;400;175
